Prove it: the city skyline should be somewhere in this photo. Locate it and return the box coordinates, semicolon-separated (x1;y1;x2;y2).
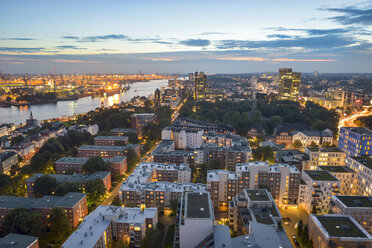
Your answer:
0;0;371;73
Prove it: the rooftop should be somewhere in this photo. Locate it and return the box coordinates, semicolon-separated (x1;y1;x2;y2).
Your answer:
350;156;372;170
0;151;17;161
185;192;211;219
316;215;368;238
56;156;126;164
245;189;270;202
0;233;38;248
306;147;343;153
304;170;338;181
334;195;372;208
78;144;137;151
319;166;355;173
111;128;136;133
341;127;372;136
94;136;128;141
26;171;110;183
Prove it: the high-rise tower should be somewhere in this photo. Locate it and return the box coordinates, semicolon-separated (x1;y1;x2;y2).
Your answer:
278;68;301;101
194;71;207;101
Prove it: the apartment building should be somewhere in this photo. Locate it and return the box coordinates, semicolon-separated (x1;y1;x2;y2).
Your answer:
338;127;372;156
308;214;372;248
62;205;158;248
228;189;282;235
94;135;129;146
0;192;87;228
111;128;137;136
26;171;111;197
119;163;204;209
78;144;140;158
55;156;127;175
299;170;340;214
161;126;203;149
292;129;333;147
275;149;309;171
152;140;192;165
0;233;39;248
330;195;372;235
0;151;17;174
305;147;346;170
346;156;372;196
318;166;357;195
274;127;293;148
69;124;99;136
206;162;301;209
131;113;156;136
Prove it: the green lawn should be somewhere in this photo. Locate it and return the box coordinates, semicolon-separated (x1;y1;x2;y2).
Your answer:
164;224;175;248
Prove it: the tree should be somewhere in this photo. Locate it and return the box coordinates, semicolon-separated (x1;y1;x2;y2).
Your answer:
106;113;123;129
140;228;162;248
297;219;303;239
55;182;81;196
85;179;106;202
125;132;139;144
109;240;129;248
33;175;58;197
1;208;44;237
82;156;110;174
48;207;71;242
309;141;318;148
0;174;14;195
293;140;302;149
111;197;122;206
127;148;139;171
6;96;12;102
209;159;224;170
10;135;25;146
169;199;179;214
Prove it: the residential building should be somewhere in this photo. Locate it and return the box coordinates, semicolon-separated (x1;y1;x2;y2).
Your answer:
346;156;372;196
119;163;203;209
292;129;333;147
111;128;137;136
78;144;140;158
161;126;203;149
299;170;340;214
26;171;111;197
151;140;192;165
308;214;372;248
319;166;357;195
55;156;127;175
62;205;158;248
207;162;300;208
194;71;208;101
0;192;87;228
275;149;309;171
0;151;17;174
277;68;301;101
0;233;39;248
69;124;99;136
94;136;129;146
338;127;372;156
172;118;233;134
247;124;266;138
274;127;293;148
179;192;214;248
330;195;372;235
305;147;346;170
12;141;35;161
131;113;156;136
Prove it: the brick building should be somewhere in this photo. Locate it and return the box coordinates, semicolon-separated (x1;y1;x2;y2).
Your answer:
131;113;157;136
78;144;140;158
94;135;129;146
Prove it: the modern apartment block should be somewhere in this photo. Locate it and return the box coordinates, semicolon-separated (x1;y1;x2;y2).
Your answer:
277;68;301;101
299;170;340;214
318;166;357;195
78;144;140;158
152;140;192;165
330;195;372;235
275;149;309;171
55;156;127;175
111;128;137;136
161;126;203;149
228;189;282;234
62;205;158;248
0;192;87;228
26;171;111;197
338;127;372;156
308;214;372;248
94;135;129;146
305;147;346;170
131;113;157;136
0;151;17;174
346;156;372;196
292;129;333;147
179;192;214;248
119;163;205;209
206;162;301;209
0;233;39;248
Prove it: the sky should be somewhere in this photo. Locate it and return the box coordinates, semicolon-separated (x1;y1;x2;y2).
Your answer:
0;0;371;74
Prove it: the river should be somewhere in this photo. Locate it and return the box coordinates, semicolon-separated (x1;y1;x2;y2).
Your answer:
0;79;168;125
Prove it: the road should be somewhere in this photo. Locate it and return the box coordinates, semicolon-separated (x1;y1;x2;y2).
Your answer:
338;109;371;129
279;206;309;248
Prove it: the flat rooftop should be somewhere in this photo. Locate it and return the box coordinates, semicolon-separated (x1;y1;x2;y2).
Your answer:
0;233;38;248
316;215;368;238
342;127;372;136
185;192;211;219
319;166;355;173
335;195;372;208
304;170;338;181
245;189;270;202
307;147;343;153
94;136;128;140
350;156;372;170
78;145;127;151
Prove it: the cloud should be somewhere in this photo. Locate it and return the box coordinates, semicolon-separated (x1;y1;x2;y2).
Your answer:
272;58;336;62
0;38;36;41
0;47;45;53
217;57;269;61
55;45;86;50
199;32;231;35
265;27;352;35
79;34;128;42
150;58;180;61
179;39;210;47
51;59;100;63
61;35;79;40
323;7;372;25
267;34;293;39
217;56;336;62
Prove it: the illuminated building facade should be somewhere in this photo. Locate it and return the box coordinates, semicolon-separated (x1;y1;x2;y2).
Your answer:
194;71;208;101
277;68;301;101
338;127;372;157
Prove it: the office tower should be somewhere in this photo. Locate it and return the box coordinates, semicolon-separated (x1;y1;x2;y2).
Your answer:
194;71;207;101
277;68;301;101
338;127;372;156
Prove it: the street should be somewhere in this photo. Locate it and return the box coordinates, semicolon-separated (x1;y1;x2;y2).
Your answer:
279;206;309;248
338;109;371;129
